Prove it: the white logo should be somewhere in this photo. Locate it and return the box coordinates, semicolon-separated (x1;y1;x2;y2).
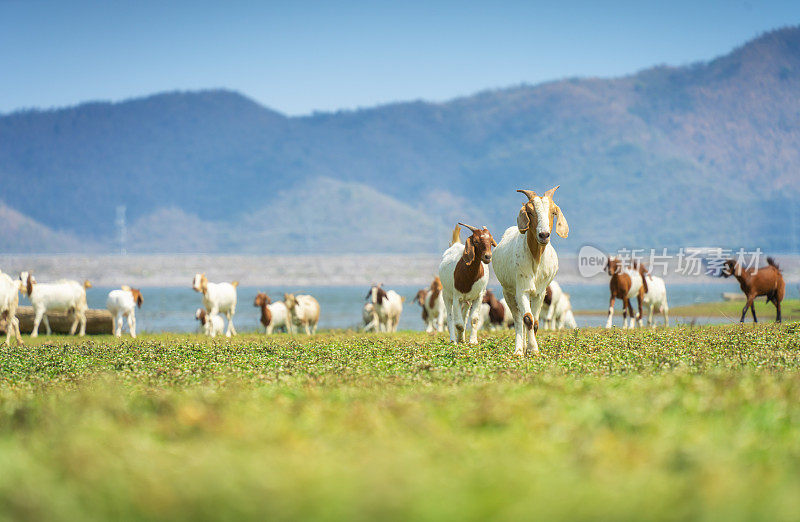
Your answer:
577;245;606;278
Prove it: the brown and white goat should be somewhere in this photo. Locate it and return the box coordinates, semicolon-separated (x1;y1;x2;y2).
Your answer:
19;272;92;337
493;186;569;356
195;308;224;337
721;257;785;323
106;286;143;338
412;277;446;333
192;273;238;337
254;292;292;334
366;284;404;332
0;271;23;346
479;289;513;330
438;223;497;344
604;257;648;328
284;293;320;335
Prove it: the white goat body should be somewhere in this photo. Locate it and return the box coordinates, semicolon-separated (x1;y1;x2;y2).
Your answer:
493;227;559;354
286;294;320;335
642;274;669;327
0;272;22;346
552;292;578;329
20;273;90;337
106;286;142;338
265;301;292;334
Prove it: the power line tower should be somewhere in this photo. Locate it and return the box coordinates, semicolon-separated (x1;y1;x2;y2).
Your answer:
115;205;127;255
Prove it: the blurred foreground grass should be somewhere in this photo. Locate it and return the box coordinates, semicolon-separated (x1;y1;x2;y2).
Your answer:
1;325;800;520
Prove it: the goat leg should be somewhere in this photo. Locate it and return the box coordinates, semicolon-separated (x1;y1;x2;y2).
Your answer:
605;296;615;329
636;295;644;328
741;297;755;323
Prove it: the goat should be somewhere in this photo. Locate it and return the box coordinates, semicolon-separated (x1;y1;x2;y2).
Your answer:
493;186;569;356
106;286;143;338
284;293;320;334
19;272;92;337
541;281;565;330
479;290;513;330
0;271;23;346
195;308;224;337
192;273;238;337
412;277;446;333
721;257;785;322
634;265;669;327
253;292;293;334
604;257;648;329
362;302;379;332
366;284;404;332
552;292;578;329
439;222;497;344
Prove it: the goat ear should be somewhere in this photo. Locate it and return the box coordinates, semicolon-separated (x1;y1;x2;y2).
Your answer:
490;234;497;247
552;203;569;238
517;206;530;233
464;237;476;266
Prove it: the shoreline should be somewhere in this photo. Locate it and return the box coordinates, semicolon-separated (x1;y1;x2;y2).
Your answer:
4;254;798;288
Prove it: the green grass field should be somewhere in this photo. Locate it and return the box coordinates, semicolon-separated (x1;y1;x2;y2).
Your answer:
1;325;800;521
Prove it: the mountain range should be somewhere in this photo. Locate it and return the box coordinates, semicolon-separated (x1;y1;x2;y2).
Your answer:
2;26;800;254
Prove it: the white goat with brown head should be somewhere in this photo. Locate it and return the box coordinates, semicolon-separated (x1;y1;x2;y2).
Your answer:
0;270;23;346
438;223;497;344
192;273;238;337
492;186;569;356
412;276;446;334
284;293;320;335
19;271;92;337
365;284;404;333
106;285;143;338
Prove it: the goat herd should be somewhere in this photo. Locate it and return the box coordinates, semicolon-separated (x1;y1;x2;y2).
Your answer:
0;186;787;355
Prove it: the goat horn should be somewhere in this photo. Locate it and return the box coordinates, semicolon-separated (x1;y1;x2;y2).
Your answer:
517;189;537;200
544;185;560;199
457;222;480;233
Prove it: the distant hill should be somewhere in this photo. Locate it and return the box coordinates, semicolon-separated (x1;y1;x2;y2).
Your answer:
1;27;800;253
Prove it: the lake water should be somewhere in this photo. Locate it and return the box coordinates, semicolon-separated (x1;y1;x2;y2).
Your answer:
78;282;756;333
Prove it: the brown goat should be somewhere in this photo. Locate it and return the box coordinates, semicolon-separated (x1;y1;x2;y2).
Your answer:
604;257;646;328
412;288;429;322
254;292;272;328
722;257;785;323
482;289;505;327
413;277;446;333
453;223;497;294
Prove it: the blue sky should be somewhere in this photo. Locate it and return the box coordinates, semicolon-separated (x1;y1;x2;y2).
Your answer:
1;0;799;115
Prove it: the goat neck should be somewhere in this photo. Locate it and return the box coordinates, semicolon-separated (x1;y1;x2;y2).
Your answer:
427;277;442;307
260;303;272;327
454;248;484;294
